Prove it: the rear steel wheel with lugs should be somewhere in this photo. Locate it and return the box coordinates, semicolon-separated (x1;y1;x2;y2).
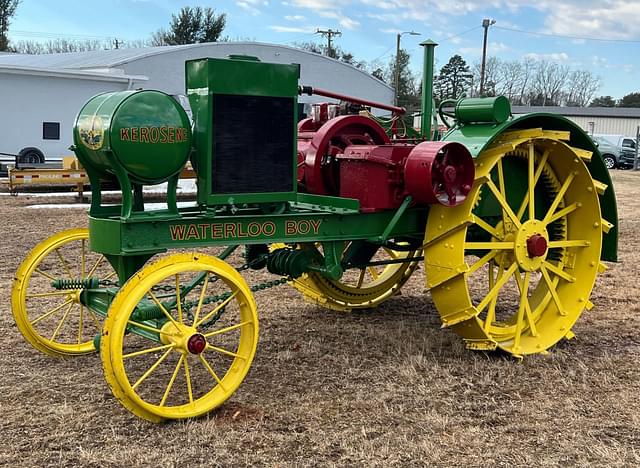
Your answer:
278;242;421;311
11;228;114;356
101;253;258;422
425;129;610;356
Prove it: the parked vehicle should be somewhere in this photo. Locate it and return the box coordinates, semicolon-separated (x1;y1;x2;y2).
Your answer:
592;136;622;169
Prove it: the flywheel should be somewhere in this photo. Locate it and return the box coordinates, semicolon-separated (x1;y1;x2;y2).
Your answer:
424;129;610;356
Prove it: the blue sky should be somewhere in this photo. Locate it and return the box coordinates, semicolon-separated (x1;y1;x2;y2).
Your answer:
9;0;640;99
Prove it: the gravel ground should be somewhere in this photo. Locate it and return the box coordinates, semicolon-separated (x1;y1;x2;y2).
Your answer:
0;170;638;467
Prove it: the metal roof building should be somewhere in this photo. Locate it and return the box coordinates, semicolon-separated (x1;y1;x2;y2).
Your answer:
512;106;640;137
0;42;392;161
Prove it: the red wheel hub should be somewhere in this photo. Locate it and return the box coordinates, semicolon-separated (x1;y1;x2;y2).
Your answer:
187;333;207;354
526;234;547;258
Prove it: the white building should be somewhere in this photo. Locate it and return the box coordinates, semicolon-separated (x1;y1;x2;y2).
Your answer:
0;42;393;162
512;106;640;138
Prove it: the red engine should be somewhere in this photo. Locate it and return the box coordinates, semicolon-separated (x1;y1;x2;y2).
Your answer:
296;104;474;212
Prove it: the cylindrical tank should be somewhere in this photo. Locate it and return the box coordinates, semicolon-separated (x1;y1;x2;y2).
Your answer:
455;96;511;124
73;90;191;184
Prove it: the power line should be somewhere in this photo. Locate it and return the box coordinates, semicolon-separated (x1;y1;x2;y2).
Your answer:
494;25;640;43
439;25;482;43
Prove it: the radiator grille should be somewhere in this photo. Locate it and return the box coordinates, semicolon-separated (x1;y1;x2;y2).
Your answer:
212;94;294;194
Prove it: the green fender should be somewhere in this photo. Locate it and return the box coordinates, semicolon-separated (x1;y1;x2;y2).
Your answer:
441;113;618;262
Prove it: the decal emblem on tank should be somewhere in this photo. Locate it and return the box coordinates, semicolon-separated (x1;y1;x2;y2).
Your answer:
78;116;105;150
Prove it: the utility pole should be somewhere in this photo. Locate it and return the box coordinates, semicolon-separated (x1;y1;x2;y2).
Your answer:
395;31;421;106
634;125;639;171
316;29;341;58
479;18;495;96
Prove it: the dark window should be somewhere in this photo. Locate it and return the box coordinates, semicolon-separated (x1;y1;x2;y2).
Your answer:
43;122;60;140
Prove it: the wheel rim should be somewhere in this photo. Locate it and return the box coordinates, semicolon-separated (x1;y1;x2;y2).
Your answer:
11;228;113;356
101;253;258;421
604;157;615;169
424;131;605;356
282;242;421;311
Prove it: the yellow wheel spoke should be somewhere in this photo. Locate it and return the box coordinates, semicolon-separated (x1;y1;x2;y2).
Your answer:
477;263;518;314
126;320;166;336
175;274;183;324
496;158;509;225
471;215;503;240
204;320;252;338
55;249;74;278
87;308;101;329
355;269;366;288
542;172;576;224
148;290;181;329
77;305;84;344
206;343;245;360
486;179;522;228
368;266;380;280
540;265;567;316
27;290;73;299
383;247;399;259
546;202;579;225
86;255;105;278
513;271;531;350
160;354;184;407
31;299;73;325
483;262;504;332
80;239;86;278
514;270;538;337
184;357;194;404
547;240;590;248
192;275;209;325
465;241;515;250
35;268;56;281
467;250;498;276
123;343;174;359
199;354;226;392
543;260;576;283
50;301;73;341
516;149;549;222
131;347;174;390
194;289;239;329
103;271;117;282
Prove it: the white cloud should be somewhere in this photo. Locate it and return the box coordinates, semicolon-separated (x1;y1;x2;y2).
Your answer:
285;0;360;30
269;25;315;33
236;0;268;15
523;52;570;62
284;15;306;21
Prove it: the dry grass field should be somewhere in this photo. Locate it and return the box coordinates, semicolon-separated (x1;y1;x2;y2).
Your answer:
0;170;638;467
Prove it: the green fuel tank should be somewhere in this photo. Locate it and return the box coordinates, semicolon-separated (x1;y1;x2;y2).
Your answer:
73;90;192;184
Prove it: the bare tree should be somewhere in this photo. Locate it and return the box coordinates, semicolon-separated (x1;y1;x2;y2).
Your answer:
12;38;109;54
530;60;569;106
564;70;601;106
472;57;501;97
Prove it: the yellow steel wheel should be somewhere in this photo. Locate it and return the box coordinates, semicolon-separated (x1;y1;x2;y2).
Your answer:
11;228;114;357
277;242;421;311
101;252;258;422
425;129;608;356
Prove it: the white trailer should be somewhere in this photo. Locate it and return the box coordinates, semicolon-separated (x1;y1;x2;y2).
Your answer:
0;65;145;163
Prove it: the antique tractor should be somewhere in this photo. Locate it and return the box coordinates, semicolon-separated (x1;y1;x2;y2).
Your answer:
11;42;618;422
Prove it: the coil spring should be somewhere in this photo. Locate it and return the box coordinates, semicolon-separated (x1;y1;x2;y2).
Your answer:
51;277;99;290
